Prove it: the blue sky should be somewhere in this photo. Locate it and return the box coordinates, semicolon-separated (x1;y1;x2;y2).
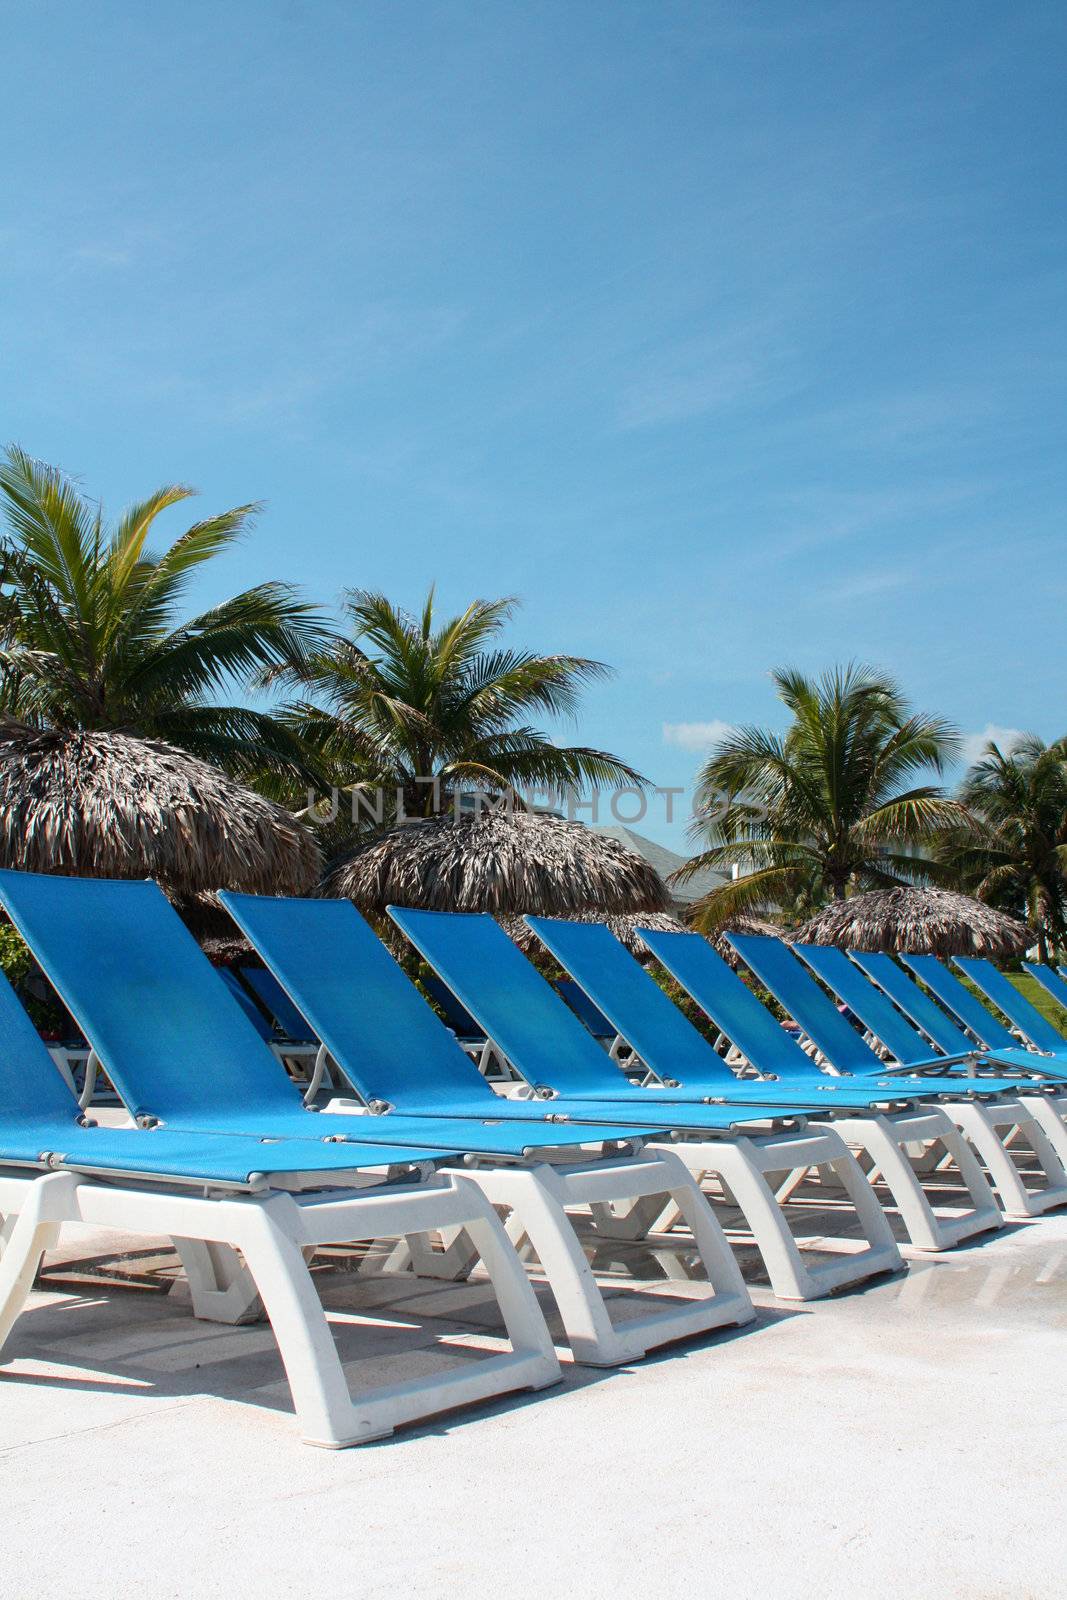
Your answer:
3;1;1064;848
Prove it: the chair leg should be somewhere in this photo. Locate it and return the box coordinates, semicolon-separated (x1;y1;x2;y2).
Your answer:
169;1237;265;1323
3;1174;561;1448
820;1111;1002;1251
946;1100;1067;1218
1015;1095;1067;1166
0;1173;78;1355
230;1181;560;1446
232;1198;380;1446
654;1130;903;1301
389;1225;480;1280
586;1193;679;1242
456;1154;753;1365
771;1166;817;1204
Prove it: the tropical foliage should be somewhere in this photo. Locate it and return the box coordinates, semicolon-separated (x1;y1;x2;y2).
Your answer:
0;446;329;781
275;587;647;834
4;445;1066;956
936;735;1067;962
676;665;971;929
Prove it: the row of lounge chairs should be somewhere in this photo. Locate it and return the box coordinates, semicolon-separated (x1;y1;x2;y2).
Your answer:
0;866;1064;1448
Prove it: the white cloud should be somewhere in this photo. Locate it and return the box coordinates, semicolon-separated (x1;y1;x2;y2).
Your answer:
959;724;1028;766
821;568;913;604
617;317;802;431
663;719;736;751
73;244;133;268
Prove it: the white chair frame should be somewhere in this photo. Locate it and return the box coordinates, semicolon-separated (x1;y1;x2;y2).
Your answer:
0;1164;562;1448
386;1119;907;1305
1;1141;759;1372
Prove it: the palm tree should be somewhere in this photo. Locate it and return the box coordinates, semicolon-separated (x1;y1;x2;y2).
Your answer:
676;664;969;928
0;445;329;781
937;736;1067;963
277;587;647;828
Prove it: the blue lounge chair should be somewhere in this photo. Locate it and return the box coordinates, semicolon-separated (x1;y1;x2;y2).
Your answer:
1024;962;1067;1022
852;946;1067;1079
556;978;622;1045
729;935;1054;1098
0;872;752;1364
218;968;276;1037
729;934;1067;1220
388;907;904;1301
955;957;1067;1060
0;873;657;1153
526;917;1003;1251
901;954;1067;1081
421;972;512;1080
241;966;315;1043
796;941;1067;1205
809;945;1066;1086
221;892;768;1357
0;956;561;1446
793;944;977;1071
851;951;992;1053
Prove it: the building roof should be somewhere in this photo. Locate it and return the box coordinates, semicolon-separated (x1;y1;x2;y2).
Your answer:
591;824;726;906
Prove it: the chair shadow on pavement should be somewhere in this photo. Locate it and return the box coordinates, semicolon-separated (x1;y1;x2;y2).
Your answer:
6;1233;807;1442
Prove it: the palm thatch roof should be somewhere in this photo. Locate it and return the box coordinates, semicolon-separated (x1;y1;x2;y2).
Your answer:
0;725;321;897
323;810;672;918
503;908;686;960
503;908;784;970
794;887;1032;960
706;915;788;969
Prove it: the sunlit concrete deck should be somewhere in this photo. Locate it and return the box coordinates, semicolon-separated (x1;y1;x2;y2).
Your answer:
3;1197;1065;1600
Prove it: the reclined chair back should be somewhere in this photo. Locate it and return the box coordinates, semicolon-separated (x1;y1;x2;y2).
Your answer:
849;952;975;1056
387;908;651;1098
527;917;736;1087
613;926;823;1080
0;870;304;1126
726;933;886;1075
420;972;486;1042
953;956;1066;1054
555;978;618;1043
794;943;952;1066
1023;962;1067;1020
0;960;86;1123
221;893;517;1111
240;966;314;1043
218;969;276;1039
899;954;1017;1050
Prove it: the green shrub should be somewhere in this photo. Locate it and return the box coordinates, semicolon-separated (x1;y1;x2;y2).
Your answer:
0;922;66;1033
0;922;32;987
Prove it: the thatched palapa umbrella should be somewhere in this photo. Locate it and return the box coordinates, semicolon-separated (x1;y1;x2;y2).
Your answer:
501;910;789;967
504;908;686;959
0;726;321;903
795;886;1032;960
323;810;672;920
704;915;788;968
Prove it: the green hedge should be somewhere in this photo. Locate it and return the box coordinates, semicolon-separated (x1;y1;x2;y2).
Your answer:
0;923;65;1032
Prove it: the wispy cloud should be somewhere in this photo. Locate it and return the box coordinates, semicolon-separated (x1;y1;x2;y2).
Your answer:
821;567;914;604
757;481;991;563
663;719;736;751
776;382;1001;457
72;244;134;268
959;723;1029;765
20;297;469;440
617;317;802;431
